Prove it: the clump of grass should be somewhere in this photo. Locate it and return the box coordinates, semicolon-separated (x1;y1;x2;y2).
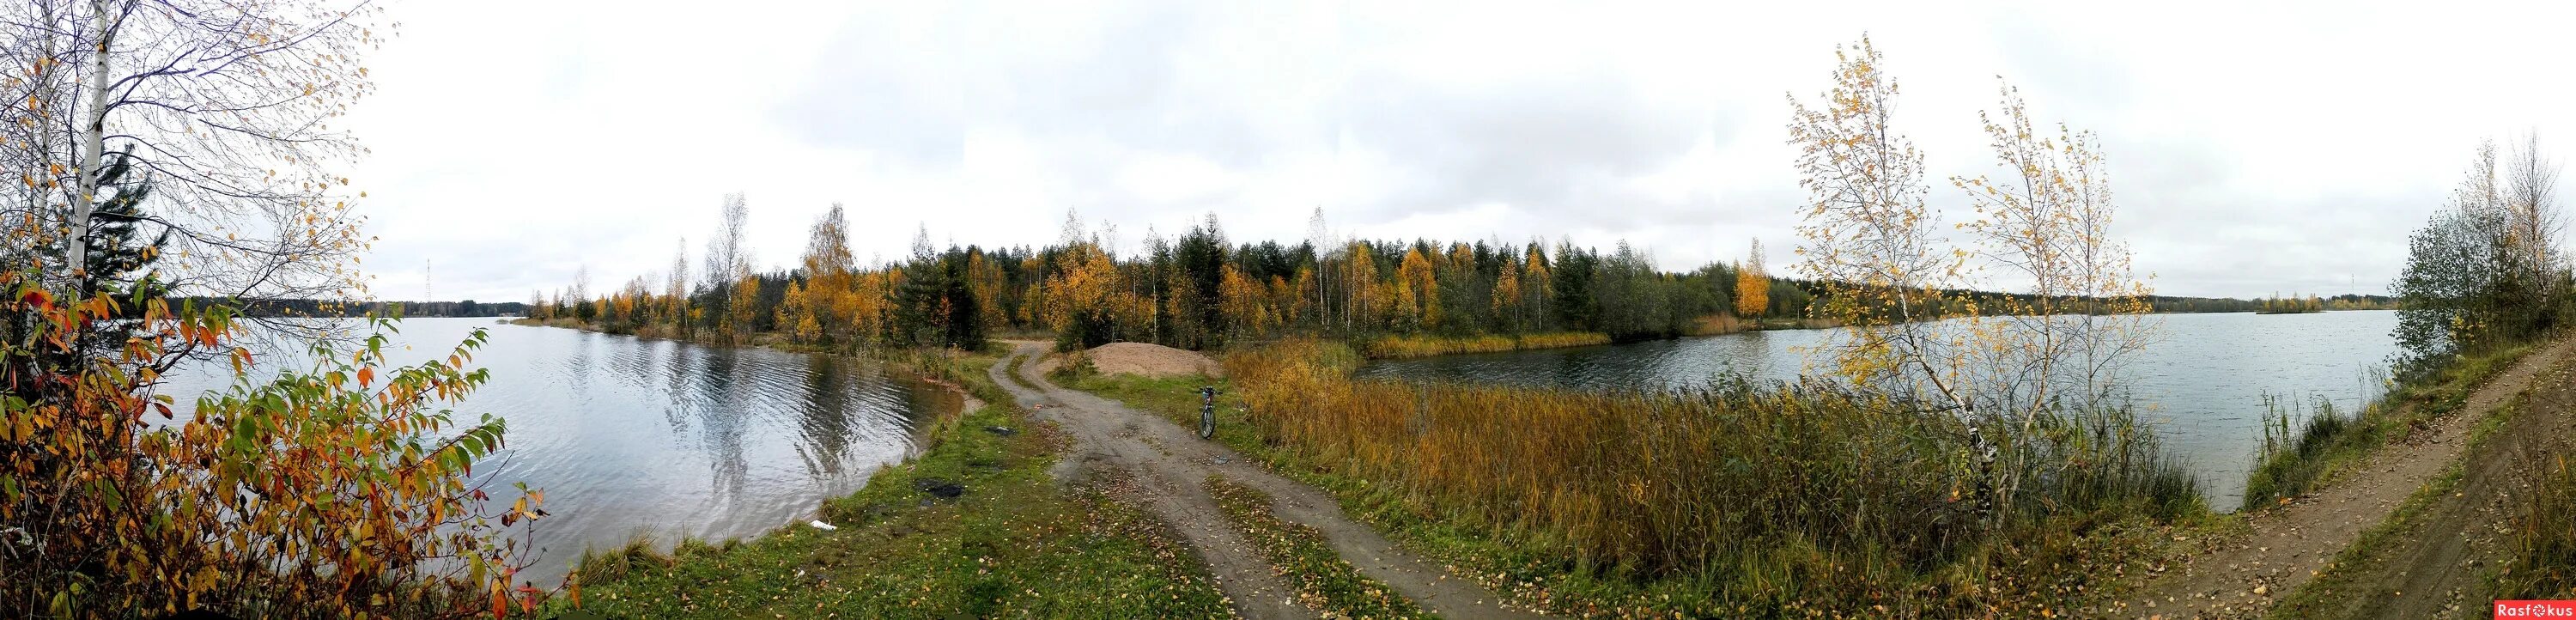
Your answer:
2243;395;2371;509
1359;331;1610;358
1196;339;2199;617
1206;477;1432;618
574;530;676;584
1046;348;1097;382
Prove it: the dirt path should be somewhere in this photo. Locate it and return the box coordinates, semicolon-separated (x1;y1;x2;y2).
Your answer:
2318;349;2576;619
2112;336;2576;618
990;343;1540;620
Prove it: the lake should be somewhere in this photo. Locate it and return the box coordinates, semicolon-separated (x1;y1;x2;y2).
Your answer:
1353;310;2403;508
155;318;954;583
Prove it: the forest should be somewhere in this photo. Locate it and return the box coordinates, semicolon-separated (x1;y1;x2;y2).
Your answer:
527;199;1810;353
524;199;2372;356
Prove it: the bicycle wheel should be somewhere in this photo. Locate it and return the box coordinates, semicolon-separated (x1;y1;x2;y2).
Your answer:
1199;408;1215;439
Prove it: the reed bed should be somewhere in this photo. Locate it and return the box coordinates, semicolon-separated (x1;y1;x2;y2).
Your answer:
1360;331;1611;359
1224;340;2199;614
1686;313;1747;336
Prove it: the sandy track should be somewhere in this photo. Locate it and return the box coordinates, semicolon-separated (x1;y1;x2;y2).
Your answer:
2111;336;2576;618
990;343;1540;619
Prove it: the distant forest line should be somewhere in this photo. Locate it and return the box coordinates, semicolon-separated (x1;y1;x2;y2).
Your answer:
469;200;2399;355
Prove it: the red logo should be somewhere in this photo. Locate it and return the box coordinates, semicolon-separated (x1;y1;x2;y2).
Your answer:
2499;601;2576;618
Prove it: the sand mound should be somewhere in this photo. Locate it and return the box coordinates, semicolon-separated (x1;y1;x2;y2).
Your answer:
1080;342;1224;379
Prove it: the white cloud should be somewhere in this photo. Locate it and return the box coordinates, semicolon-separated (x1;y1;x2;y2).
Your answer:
340;0;2576;301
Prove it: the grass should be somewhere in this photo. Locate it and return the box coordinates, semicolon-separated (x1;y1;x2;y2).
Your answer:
1357;331;1610;358
2240;343;2533;510
1071;339;2204;617
1686;313;1747;336
2493;361;2576;600
2495;452;2576;599
550;353;1232;619
2264;383;2530;618
1204;476;1432;618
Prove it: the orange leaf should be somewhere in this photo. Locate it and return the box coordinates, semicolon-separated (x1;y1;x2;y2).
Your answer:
357;367;374;388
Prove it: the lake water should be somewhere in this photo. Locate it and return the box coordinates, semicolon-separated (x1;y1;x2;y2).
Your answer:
1354;311;2403;508
155;318;952;583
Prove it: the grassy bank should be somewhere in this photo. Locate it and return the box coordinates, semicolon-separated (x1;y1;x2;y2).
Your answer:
2267;380;2532;617
1071;340;2203;617
2240;343;2534;510
1357;331;1611;358
2494;358;2576;600
2497;447;2576;599
552;352;1231;618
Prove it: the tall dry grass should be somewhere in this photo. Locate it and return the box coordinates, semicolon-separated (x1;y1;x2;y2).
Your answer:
1360;331;1610;358
1225;339;2199;611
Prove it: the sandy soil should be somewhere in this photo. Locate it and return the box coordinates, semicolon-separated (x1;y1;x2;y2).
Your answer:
991;343;1540;619
1090;342;1228;378
2108;336;2576;618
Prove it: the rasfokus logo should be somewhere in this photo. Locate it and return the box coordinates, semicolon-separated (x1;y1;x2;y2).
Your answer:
2498;600;2576;618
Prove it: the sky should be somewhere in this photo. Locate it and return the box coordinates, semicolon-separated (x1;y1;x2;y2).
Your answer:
337;0;2576;303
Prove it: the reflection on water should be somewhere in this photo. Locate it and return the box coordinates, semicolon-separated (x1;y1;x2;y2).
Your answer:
1357;311;2403;509
156;318;947;583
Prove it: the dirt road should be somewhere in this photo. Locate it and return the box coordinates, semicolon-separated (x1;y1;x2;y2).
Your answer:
2291;347;2576;619
2113;336;2576;618
989;343;1540;619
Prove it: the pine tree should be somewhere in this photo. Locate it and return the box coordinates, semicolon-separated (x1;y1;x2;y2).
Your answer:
24;147;169;362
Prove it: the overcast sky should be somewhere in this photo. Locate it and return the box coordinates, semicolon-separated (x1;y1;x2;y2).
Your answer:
337;1;2576;302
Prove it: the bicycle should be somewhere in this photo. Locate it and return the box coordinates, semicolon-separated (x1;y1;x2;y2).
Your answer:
1196;386;1218;440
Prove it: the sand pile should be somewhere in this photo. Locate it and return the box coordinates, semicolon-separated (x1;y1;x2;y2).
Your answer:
1074;342;1224;379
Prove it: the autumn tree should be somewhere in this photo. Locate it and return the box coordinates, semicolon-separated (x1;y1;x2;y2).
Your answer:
1521;242;1554;331
1947;79;2158;513
777;279;819;343
726;271;762;343
1045;241;1127;350
1341;240;1380;331
1218;264;1267;339
0;3;544;612
1787;35;1969;407
2;0;386;314
1395;246;1438;332
799;204;860;349
1735;238;1771;319
2395;137;2570;376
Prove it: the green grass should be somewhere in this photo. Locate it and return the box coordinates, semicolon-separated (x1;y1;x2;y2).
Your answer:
552;355;1232;619
1205;476;1432;618
2242;343;2533;511
2263;387;2526;618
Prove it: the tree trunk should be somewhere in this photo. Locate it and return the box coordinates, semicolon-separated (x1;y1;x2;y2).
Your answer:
69;0;112;277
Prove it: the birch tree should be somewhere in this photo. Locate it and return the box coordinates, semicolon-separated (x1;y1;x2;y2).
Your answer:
1786;35;1972;411
2;0;386;304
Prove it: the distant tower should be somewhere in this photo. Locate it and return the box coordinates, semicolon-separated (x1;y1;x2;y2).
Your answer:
425;258;433;302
